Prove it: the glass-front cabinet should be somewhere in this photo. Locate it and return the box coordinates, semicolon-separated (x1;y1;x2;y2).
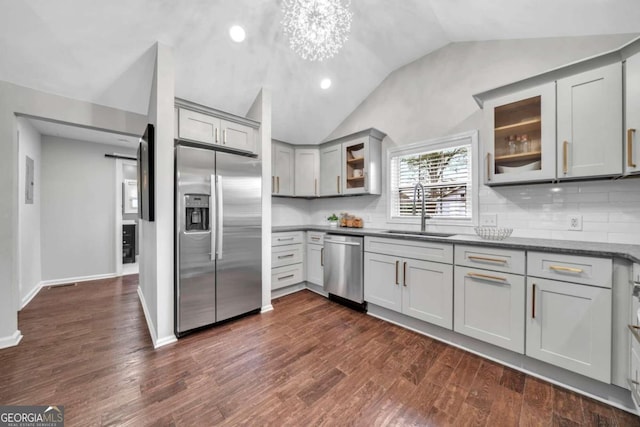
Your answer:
483;82;556;185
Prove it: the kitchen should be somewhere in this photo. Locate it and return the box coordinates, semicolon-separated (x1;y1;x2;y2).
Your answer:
2;1;640;425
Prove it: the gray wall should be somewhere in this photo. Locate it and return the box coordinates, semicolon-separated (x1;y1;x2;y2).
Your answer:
0;79;147;346
40;136;136;281
17;117;41;306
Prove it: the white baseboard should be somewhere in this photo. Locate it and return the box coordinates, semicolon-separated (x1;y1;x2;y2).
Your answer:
0;330;23;349
137;286;158;347
261;304;274;313
155;335;177;348
40;272;118;287
20;284;42;310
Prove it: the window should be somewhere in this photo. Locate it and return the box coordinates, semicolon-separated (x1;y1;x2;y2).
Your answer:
388;131;477;224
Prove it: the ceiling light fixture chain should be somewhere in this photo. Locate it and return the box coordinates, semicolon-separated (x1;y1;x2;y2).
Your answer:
281;0;353;62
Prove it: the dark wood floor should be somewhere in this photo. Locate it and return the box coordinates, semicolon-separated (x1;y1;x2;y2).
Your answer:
1;276;639;426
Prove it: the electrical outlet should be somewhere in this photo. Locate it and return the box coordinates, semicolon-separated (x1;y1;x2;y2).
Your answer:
568;215;583;231
479;214;497;226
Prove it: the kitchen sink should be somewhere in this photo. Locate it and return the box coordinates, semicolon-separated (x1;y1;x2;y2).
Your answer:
382;230;455;238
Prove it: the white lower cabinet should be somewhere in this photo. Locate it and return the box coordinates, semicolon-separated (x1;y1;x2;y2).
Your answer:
525;277;612;383
272;232;305;291
454;266;525;353
364;252;453;329
305;232;324;286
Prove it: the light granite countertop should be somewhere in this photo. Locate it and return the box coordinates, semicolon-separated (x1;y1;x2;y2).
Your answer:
272;225;640;264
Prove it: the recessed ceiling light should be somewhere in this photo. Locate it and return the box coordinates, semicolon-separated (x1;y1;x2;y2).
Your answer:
320;78;332;90
229;25;246;43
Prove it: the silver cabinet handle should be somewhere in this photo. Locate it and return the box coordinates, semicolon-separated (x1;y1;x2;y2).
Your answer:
532;283;536;319
277;237;294;242
395;261;399;285
215;128;219;143
403;262;407;287
223;129;227;144
320;248;324;266
278;274;294;281
323;239;360;246
278;254;295;259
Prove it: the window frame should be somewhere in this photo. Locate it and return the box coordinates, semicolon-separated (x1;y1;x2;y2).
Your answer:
386;130;479;227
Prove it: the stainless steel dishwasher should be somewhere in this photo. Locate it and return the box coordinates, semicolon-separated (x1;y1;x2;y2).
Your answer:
323;234;365;310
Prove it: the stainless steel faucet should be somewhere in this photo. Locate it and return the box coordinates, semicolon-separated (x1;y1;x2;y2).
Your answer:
412;183;430;232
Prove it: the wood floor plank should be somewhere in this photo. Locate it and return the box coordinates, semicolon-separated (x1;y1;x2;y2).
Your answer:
1;277;637;426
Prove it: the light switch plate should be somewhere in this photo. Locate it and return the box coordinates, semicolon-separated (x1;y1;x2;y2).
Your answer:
479;214;497;226
568;215;583;231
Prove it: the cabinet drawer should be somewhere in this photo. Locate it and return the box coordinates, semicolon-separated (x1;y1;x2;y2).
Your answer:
365;236;453;264
272;264;303;290
307;231;325;245
527;251;612;288
455;245;525;275
272;231;304;246
272;244;303;268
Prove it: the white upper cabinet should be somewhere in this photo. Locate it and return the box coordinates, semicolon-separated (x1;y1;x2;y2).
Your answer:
483;83;556;185
294;148;320;197
220;120;255;154
341;136;382;195
319;143;342;196
175;100;259;155
272;141;294;196
557;62;623;179
625;52;640;175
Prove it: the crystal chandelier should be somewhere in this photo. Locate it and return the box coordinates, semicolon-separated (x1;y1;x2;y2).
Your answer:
281;0;353;62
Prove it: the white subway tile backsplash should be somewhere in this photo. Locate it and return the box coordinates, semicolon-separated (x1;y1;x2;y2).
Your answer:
274;178;640;245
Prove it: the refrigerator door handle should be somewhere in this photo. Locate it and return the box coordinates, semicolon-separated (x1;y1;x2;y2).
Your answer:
210;175;216;261
216;175;224;259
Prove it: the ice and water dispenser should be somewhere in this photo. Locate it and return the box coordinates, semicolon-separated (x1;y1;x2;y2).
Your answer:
184;194;210;231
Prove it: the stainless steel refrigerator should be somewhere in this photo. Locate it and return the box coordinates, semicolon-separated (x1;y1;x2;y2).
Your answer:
175;144;262;336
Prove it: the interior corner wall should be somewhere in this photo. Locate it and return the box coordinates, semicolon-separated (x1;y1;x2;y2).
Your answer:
0;80;147;346
305;34;640;243
17;117;41;307
138;42;175;347
40;136;136;282
246;88;273;311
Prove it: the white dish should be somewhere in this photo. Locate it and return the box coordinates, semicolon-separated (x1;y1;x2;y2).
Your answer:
497;160;541;174
350;148;364;158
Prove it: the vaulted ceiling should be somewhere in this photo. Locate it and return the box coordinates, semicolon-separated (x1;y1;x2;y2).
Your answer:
1;1;639;144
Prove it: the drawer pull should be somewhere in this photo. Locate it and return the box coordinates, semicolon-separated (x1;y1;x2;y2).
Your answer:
321;248;324;266
311;237;320;241
278;274;295;281
395;261;399;285
549;265;583;274
468;255;507;264
467;272;507;282
562;140;569;174
628;128;637;168
277;237;294;242
278;254;295;259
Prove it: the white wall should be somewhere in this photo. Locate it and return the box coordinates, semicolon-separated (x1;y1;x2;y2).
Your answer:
272;197;310;226
138;42;176;348
39;136;135;281
0;80;147;348
17;118;41;307
283;34;640;244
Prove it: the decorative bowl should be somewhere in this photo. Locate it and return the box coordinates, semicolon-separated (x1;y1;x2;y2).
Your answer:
497;160;541;174
474;226;513;241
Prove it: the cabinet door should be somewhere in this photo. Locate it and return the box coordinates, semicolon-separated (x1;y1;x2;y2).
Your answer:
320;143;342;196
626;53;640;175
454;266;525;353
178;108;220;144
221;120;256;154
525;277;612;383
342;137;369;195
294;148;319;197
364;252;402;312
484;82;556;184
306;243;323;286
272;142;294;196
402;259;453;329
557;62;623;179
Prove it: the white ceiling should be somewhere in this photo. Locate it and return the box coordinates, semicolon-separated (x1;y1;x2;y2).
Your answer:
1;1;639;145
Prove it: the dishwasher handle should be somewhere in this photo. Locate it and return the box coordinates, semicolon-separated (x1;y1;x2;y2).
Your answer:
323;238;361;246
